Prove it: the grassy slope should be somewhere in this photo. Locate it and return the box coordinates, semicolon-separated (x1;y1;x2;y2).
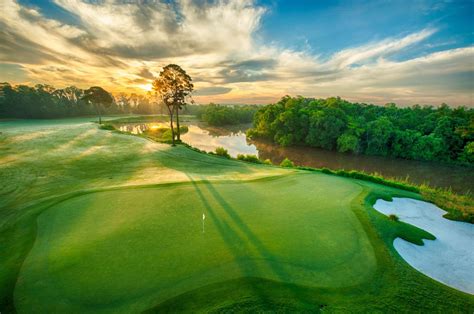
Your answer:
0;118;473;313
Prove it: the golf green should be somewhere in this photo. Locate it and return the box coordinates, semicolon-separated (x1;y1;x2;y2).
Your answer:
15;174;374;313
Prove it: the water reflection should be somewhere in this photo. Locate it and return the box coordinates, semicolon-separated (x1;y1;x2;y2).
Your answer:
181;124;258;157
116;121;473;194
118;123;168;134
252;140;473;194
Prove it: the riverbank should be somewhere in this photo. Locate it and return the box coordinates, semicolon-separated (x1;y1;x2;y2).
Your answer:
100;115;474;194
101;116;474;222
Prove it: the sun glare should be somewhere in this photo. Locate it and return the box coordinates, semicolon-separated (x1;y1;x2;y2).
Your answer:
139;83;153;92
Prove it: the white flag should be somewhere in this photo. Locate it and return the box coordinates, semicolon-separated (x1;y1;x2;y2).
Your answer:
202;213;206;220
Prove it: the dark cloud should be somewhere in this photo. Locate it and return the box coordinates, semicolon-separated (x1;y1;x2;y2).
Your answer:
217;58;278;83
137;68;155;79
196;86;232;95
65;35;128;68
133;3;180;34
221;58;277;70
219;70;274;83
219;58;276;70
0;27;62;64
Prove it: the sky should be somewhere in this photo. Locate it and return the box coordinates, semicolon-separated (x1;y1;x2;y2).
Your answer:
0;0;473;106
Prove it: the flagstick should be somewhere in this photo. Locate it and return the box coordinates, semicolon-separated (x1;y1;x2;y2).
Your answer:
202;213;205;233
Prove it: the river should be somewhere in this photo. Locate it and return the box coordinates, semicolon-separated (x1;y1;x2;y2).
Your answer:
118;122;474;194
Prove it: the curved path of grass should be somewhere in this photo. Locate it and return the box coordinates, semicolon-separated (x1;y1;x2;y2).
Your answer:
1;118;473;312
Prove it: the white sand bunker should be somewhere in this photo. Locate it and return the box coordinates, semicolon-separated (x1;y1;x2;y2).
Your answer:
373;198;474;295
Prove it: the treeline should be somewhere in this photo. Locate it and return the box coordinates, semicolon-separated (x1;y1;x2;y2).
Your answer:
185;103;259;126
0;83;258;125
0;83;165;118
248;96;474;164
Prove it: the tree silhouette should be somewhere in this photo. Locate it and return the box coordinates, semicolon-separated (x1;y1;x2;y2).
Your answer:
82;86;113;124
152;64;193;145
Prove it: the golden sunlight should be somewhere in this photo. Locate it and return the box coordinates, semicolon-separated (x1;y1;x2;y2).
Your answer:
138;83;153;92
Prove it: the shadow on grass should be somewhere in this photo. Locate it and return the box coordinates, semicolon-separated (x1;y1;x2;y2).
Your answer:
203;181;293;283
186;175;309;308
186;176;272;305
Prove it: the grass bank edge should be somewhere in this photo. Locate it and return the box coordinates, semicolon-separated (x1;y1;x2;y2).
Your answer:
310;167;474;224
200;148;474;224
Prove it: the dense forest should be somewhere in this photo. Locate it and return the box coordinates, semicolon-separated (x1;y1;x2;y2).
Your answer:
186;103;259;126
248;96;474;164
0;82;163;118
0;83;258;126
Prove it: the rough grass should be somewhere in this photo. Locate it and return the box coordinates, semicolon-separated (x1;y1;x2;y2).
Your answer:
297;166;474;224
420;185;474;223
0;118;473;313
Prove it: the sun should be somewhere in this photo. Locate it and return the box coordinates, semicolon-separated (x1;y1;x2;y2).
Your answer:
138;83;153;92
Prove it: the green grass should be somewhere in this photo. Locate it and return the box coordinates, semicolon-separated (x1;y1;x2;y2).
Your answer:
298;166;474;223
1;118;473;313
15;174;375;313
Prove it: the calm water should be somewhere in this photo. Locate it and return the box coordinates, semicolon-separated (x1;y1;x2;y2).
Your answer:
253;140;473;194
117;122;474;194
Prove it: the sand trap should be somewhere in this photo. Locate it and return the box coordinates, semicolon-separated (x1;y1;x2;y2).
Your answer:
373;198;474;295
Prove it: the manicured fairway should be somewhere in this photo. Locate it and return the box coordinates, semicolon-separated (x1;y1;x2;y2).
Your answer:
1;119;473;313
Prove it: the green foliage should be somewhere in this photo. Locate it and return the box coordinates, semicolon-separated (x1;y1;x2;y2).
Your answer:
152;64;193;111
263;159;273;165
0;83;122;118
459;141;474;163
248;96;474;164
306;106;347;150
215;146;231;158
420;185;474;223
280;157;295;167
81;86;114;124
366;116;394;156
99;124;115;130
199;103;259;126
337;133;359;153
152;64;194;145
137;124;189;143
82;86;113;108
0;83;170;118
179;125;189;133
237;154;261;163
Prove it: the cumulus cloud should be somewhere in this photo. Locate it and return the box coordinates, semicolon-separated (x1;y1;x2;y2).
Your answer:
0;0;472;106
52;0;264;59
137;68;155;80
